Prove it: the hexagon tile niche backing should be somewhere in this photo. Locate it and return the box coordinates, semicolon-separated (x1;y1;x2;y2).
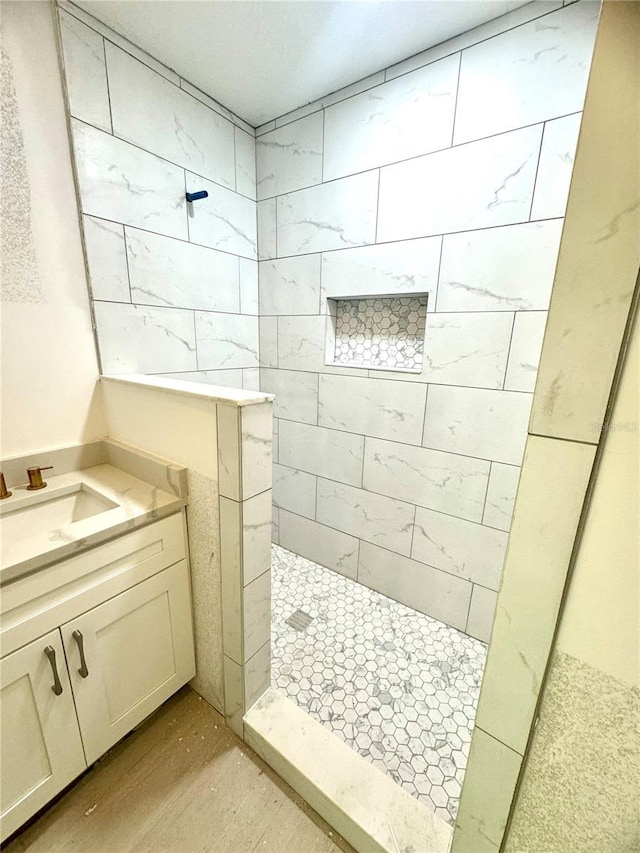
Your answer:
332;295;427;370
271;545;487;825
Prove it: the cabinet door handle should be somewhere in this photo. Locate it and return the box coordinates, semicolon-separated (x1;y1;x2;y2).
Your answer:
44;646;63;695
72;630;89;678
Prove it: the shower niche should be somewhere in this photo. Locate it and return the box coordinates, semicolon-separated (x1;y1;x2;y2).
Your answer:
325;293;428;372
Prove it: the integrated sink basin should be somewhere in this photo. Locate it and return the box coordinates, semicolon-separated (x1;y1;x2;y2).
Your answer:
0;463;186;585
0;483;119;545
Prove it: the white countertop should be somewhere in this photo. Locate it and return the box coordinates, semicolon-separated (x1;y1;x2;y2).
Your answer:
0;464;185;584
101;374;275;407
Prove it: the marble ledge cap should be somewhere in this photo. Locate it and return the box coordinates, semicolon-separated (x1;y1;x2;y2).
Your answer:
101;374;275;408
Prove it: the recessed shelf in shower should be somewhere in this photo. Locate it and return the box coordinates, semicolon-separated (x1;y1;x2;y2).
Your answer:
325;293;428;372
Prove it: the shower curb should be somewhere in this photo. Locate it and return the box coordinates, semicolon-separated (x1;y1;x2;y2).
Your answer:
244;688;453;853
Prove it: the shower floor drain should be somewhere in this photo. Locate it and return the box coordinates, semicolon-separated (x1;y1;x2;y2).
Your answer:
285;609;314;632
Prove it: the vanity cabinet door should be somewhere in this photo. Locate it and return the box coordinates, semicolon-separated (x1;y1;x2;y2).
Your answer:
0;629;86;842
61;560;195;765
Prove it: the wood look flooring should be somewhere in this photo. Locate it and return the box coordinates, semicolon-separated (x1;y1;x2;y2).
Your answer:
4;688;354;853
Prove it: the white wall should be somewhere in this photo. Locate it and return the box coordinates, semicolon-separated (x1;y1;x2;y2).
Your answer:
256;1;600;641
0;1;105;458
56;4;259;393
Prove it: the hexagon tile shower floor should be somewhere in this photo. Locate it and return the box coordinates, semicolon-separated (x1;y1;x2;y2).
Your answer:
271;545;487;825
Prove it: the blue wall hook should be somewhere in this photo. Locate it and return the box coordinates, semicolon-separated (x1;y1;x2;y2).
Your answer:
186;190;209;202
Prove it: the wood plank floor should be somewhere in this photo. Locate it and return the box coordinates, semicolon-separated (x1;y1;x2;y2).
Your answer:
5;688;354;853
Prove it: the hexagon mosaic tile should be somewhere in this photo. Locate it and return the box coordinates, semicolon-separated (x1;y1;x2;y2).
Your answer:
331;295;427;370
271;545;487;825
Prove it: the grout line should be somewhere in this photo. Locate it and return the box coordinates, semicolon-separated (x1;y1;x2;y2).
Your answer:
121;224;133;303
253;111;583;203
449;52;463;147
502;312;518;390
233;125;238;193
268;408;527;465
70;117;255;202
527;121;546;221
374;168;382;243
266;2;567;132
274;460;512;535
408;504;418;558
321;109;326;183
464;582;475;632
421;384;430;446
192;310;199;371
480;461;493;526
433;235;445;313
276;505;501;595
61;3;251;132
102;37;114;135
67;209;256;263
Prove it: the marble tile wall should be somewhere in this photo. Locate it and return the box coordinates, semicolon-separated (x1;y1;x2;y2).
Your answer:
56;3;258;389
257;0;600;642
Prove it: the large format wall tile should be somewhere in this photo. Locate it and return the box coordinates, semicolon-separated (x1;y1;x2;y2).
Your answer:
259;255;321;315
321;238;441;307
260;369;318;425
279;420;364;487
504;312;547;392
437;221;563;312
186;172;257;259
94;302;197;373
272;464;316;519
423;385;533;465
377;125;542;242
323;54;459;181
412;507;508;589
126;227;240;312
58;9;111;132
358;542;472;631
530;113;582;221
453;1;599;145
423;313;514;389
319;374;427;445
105;44;235;188
279;510;359;580
363;438;490;522
195;312;259;370
83;216;129;302
257;112;324;199
277;171;379;255
316;478;415;555
72;120;188;239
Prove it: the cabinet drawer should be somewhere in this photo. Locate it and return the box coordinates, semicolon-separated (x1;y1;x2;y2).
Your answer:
61;560;195;765
0;629;86;842
1;514;186;657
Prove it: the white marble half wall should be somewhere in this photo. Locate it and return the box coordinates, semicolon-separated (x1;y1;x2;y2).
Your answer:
57;3;257;388
255;0;600;643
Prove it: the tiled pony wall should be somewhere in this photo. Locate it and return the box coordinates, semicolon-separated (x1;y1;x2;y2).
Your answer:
57;2;260;391
257;1;600;642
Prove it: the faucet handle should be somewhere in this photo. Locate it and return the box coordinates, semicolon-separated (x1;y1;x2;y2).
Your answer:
26;466;53;491
0;473;11;500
